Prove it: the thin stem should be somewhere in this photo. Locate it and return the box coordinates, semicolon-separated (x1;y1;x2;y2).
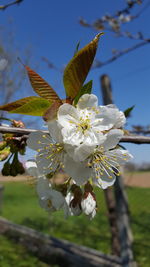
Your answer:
0;126;150;144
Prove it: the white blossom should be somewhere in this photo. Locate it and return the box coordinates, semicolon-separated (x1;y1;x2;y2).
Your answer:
57;94;115;146
98;104;126;129
25;160;69;213
81;193;96;218
27;121;66;175
0;58;8;71
63;129;132;189
65;192;82;216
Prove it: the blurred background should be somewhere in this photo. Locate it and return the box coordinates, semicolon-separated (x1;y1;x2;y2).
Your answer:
0;0;150;266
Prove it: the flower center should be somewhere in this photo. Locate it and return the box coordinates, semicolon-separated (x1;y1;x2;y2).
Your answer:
77;117;91;134
37;137;65;171
87;147;121;179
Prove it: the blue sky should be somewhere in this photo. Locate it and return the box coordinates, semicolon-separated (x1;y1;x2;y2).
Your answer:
0;0;150;164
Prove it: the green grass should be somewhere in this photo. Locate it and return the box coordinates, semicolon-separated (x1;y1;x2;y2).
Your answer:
0;235;49;267
0;181;150;266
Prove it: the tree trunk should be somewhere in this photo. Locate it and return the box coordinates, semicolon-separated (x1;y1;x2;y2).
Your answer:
100;74;136;266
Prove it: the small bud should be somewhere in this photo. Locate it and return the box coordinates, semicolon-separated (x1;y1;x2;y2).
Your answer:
0;141;7;151
0;147;10;161
11;120;25;128
81;192;97;219
1;161;11;176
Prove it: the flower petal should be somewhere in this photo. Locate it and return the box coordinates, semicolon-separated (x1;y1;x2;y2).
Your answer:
37;177;51;199
25;160;39;177
73;143;96;162
107;149;133;165
77;94;98;109
48;120;63;143
102;129;124;151
93;172;116;189
57;103;79;129
64;155;91;185
27;131;52;151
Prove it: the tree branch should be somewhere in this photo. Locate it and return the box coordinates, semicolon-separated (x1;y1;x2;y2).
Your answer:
0;0;24;10
94;39;150;68
0;126;150;144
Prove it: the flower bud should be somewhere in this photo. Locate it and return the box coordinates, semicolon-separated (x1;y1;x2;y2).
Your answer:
0;141;7;151
81;192;96;217
0;147;10;161
11;120;25;128
1;161;11;176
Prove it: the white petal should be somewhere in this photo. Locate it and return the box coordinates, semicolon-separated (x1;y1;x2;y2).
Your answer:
64;155;91;185
77;94;98;109
93;173;116;189
0;58;8;71
107;149;133;164
88;208;97;220
36;177;50;199
61;127;83;145
57;103;79;128
36;153;58;175
99;105;126;128
48;120;63;143
49;190;66;210
81;193;96;215
84;129;106;146
27;131;52;151
25;160;38;177
103;129;124;151
114;111;126;128
73;143;96;162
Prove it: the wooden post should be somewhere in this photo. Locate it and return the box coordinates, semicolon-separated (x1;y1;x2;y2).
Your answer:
101;75;120;256
100;74;136;266
0;184;4;213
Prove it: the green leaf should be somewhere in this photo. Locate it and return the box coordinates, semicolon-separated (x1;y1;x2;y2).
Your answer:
0;96;40;112
124;105;135;118
9;98;51;116
25;66;61;102
63;33;103;100
74;80;93;105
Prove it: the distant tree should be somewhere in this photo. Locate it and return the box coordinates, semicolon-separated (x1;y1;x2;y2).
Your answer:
79;0;150;68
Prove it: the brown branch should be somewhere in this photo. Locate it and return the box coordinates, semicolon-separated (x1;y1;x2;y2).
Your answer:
94;39;150;68
0;217;121;267
0;126;150;144
0;0;24;10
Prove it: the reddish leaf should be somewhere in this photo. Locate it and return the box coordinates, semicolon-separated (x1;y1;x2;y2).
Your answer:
25;66;61;102
63;33;103;99
43;100;62;121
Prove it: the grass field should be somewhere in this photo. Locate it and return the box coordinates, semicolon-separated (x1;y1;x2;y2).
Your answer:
0;180;150;267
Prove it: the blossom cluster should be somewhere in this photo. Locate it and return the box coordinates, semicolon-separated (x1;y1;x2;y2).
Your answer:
26;94;132;219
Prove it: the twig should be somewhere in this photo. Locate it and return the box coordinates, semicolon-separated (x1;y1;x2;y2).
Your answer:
0;0;24;10
0;126;150;144
94;39;150;68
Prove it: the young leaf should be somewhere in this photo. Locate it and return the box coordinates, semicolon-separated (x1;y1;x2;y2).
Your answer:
124;105;135;118
63;33;103;100
43;100;62;121
74;80;93;105
25;66;61;102
9;98;51;116
0;96;40;112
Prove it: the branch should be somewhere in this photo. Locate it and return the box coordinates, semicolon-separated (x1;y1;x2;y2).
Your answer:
0;0;24;10
94;39;150;68
0;217;121;267
0;126;150;144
